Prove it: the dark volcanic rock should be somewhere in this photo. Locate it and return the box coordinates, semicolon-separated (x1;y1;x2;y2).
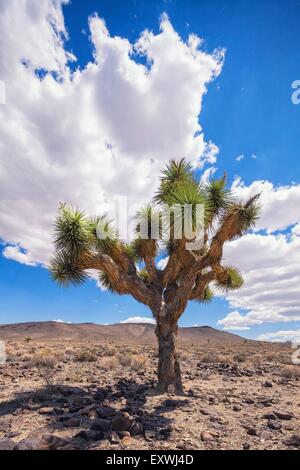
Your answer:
14;437;39;450
111;413;132;432
273;411;294;421
144;429;156;441
62;417;81;428
285;435;300;447
37;433;76;450
246;427;258;436
233;405;242;412
90;418;110;432
96;406;116;418
268;420;282;430
76;429;105;441
109;431;121;444
262;381;273;388
129;421;144;436
262;413;277;420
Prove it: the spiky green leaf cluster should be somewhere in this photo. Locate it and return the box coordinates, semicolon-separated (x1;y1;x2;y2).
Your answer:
195;286;214;304
49;250;88;286
215;266;244;292
203;175;232;222
53;206;91;261
164;181;211;231
154;158;194;204
98;271;116;292
138;268;150;284
234;197;261;236
88;215;118;255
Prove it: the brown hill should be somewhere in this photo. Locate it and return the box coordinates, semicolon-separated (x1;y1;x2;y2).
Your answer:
0;321;248;345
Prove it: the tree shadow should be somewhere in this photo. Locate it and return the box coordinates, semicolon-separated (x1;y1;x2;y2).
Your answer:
0;379;183;449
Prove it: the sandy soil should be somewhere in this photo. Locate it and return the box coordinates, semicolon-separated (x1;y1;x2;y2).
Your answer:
0;338;299;450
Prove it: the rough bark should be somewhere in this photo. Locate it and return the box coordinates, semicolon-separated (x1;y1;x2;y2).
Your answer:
155;317;183;395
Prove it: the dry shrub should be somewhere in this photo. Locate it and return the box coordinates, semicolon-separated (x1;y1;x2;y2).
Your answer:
222;353;234;364
74;349;97;362
100;356;119;370
117;352;148;370
280;365;300;379
30;350;60;368
118;353;132;367
233;352;247;363
21;353;32;362
130;355;149;371
200;351;223;363
264;352;279;362
65;368;84;383
28;350;60;392
105;346;117;357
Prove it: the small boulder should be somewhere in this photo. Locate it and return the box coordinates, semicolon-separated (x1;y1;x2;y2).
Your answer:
246;427;257;436
72;396;94;407
76;430;105;441
233;405;242;412
285;435;300;447
262;381;273;388
129;421;143;436
62;417;81;428
273;411;294;420
90;418;110;432
144;430;156;442
268;420;282;430
96;406;116;418
93;389;106;401
14;437;39;450
109;431;120;444
117;431;131;438
38;407;54;415
111;413;132;432
0;438;15;450
201;431;215;442
262;413;277;420
37;434;75;450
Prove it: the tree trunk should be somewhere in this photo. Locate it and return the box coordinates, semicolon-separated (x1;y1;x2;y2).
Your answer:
155;318;183;395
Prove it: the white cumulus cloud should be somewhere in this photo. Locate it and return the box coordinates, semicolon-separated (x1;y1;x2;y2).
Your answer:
257;329;300;343
0;0;224;266
217;177;300;331
120;316;156;324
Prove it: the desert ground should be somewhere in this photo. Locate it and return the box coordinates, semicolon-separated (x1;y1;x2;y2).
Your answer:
0;322;299;451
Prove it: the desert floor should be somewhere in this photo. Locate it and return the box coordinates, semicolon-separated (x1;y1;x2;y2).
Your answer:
0;339;299;450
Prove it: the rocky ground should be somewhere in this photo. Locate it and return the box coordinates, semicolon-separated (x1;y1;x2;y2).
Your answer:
0;339;299;450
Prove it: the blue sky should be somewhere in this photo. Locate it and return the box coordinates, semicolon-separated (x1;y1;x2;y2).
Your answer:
0;0;300;341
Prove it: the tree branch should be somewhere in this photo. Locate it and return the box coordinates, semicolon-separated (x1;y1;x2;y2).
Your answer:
78;253;156;308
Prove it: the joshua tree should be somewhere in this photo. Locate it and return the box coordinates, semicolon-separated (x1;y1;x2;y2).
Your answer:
49;159;260;394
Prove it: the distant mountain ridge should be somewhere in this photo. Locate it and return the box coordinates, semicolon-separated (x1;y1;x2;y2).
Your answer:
0;321;248;345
